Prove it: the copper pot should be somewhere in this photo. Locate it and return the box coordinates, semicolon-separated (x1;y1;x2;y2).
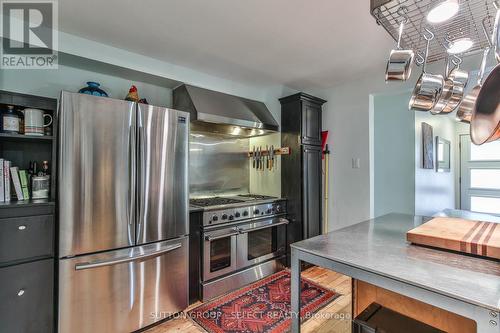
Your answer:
471;5;500;144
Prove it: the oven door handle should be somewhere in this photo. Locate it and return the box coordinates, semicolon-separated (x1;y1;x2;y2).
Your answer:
238;218;290;234
204;231;240;241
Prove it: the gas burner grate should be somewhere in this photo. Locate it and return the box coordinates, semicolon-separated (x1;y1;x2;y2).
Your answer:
190;197;245;207
237;194;278;200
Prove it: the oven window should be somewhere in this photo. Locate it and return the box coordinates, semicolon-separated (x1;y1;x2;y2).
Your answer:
247;227;277;260
210;238;232;272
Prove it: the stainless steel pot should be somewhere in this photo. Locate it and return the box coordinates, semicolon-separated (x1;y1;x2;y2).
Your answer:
432;56;469;114
409;30;444;111
457;47;490;124
386;18;415;82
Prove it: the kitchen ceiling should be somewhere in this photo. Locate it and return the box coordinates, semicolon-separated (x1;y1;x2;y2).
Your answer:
59;0;394;90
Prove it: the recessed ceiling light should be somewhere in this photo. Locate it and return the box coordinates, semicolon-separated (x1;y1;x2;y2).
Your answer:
427;0;460;24
447;38;474;54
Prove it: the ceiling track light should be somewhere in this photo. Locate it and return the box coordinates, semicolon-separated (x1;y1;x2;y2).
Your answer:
427;0;460;24
447;37;474;54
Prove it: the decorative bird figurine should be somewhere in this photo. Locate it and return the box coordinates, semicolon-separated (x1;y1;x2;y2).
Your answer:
125;85;140;102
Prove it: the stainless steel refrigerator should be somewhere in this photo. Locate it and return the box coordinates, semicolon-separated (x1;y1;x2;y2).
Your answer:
57;92;189;333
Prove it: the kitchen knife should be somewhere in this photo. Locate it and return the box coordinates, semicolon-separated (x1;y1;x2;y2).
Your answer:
252;146;256;169
266;145;269;170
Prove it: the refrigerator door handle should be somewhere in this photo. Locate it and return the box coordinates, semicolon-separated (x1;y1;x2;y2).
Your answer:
74;243;182;271
128;124;137;238
137;124;146;241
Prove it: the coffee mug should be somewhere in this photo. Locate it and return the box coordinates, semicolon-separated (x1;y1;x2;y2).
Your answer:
24;108;52;136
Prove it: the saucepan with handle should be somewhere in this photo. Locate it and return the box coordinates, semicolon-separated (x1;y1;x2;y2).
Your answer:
471;2;500;144
409;29;444;111
385;7;415;82
432;55;469;114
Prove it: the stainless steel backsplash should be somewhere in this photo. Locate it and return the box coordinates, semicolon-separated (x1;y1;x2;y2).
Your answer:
189;132;249;197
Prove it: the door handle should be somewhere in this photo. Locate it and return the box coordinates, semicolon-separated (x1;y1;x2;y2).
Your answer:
75;243;181;270
128;125;136;227
238;219;290;234
204;231;239;242
136;124;146;240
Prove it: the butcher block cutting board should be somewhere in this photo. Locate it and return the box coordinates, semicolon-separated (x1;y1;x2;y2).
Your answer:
407;217;500;260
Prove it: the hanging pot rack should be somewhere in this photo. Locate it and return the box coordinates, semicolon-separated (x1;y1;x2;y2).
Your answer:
371;0;496;63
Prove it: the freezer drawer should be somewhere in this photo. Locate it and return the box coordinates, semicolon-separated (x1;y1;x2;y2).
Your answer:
0;259;54;333
58;237;188;333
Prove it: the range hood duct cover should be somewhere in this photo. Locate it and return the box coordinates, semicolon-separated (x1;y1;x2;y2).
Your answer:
173;84;279;136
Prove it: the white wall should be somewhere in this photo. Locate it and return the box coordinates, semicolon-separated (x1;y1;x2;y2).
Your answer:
373;90;415;217
310;54;484;231
414;113;457;216
311;74;414;231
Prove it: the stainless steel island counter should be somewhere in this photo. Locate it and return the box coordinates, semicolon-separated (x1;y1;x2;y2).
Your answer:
290;213;500;332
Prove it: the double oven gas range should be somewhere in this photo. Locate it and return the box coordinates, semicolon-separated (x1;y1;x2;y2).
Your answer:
190;194;288;301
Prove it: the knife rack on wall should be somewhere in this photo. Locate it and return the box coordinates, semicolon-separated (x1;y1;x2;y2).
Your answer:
247;147;290;157
247;146;290;171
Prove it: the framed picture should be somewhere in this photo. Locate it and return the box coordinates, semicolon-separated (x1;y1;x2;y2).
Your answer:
422;122;434;169
436;136;451;172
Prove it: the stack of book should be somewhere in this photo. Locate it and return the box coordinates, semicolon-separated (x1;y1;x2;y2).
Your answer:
0;158;30;202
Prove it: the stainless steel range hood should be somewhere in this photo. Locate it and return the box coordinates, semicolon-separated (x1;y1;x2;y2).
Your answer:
173;84;278;137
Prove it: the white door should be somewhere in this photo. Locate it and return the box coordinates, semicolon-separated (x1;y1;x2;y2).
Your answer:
460;135;500;215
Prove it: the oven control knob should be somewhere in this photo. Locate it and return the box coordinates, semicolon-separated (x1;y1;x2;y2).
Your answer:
222;214;228;220
275;205;281;212
266;209;272;214
242;211;249;217
229;215;234;220
235;212;241;218
254;209;260;215
212;215;219;222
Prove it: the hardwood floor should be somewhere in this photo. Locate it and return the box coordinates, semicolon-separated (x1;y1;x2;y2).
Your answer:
146;267;352;333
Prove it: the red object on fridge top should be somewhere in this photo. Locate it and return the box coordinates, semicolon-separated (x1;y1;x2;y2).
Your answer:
321;131;329;159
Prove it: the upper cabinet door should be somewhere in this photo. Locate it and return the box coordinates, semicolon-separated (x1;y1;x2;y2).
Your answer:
301;102;322;146
58;92;136;257
137;105;189;244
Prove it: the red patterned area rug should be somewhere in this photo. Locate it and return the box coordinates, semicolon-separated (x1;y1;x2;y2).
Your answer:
188;270;340;333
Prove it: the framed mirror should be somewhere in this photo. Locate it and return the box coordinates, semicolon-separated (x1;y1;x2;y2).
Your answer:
436;137;451;172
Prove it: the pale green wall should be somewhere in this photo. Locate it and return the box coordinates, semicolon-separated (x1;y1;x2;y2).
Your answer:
373;90;415;217
0;62;172;107
0;34;295;197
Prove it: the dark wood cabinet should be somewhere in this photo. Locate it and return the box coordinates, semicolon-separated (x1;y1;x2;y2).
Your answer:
280;93;326;264
302;145;322;239
0;91;57;332
189;209;202;304
0;259;54;333
301;102;322;146
280;93;325;147
0;214;54;265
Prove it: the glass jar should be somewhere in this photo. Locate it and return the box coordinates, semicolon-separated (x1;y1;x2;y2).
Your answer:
0;105;21;134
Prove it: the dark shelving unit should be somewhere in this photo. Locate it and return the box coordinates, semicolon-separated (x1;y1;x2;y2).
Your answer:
0;90;57;333
0;132;55;142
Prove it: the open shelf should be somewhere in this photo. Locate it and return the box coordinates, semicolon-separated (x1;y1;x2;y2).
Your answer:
0;199;55;209
0;133;54;142
0;198;55;209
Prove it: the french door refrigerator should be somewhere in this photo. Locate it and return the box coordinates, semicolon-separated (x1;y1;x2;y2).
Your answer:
57;92;189;333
